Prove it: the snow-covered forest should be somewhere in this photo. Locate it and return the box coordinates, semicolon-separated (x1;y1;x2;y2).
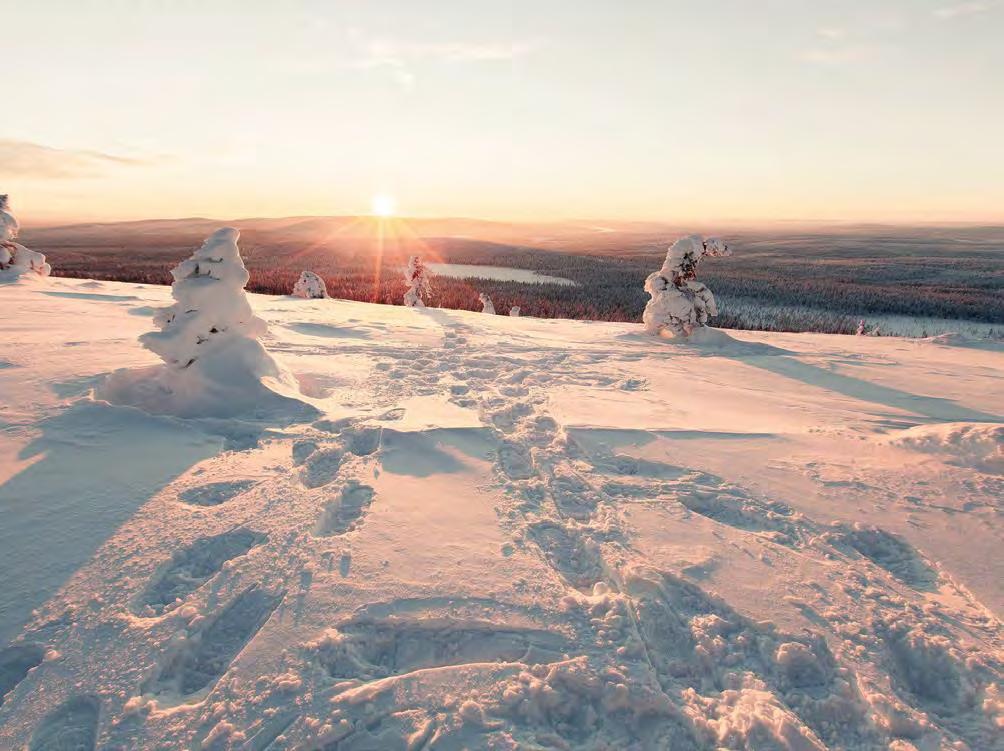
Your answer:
26;220;1003;338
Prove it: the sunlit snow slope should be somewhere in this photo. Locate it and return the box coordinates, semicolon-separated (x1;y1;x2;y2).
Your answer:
0;277;1001;750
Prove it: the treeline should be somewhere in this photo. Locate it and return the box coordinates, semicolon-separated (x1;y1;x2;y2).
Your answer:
40;230;1004;336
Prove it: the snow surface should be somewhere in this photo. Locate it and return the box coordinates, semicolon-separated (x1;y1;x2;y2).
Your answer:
0;276;1002;750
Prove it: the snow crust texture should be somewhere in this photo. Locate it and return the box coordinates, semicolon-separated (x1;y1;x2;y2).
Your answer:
0;277;1002;751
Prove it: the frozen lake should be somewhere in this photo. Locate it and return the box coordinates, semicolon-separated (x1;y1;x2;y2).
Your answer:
427;263;577;286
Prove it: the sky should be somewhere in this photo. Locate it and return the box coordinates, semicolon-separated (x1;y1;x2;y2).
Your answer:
3;0;1003;225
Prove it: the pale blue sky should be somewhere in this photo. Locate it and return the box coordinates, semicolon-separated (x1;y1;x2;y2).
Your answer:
3;0;1002;223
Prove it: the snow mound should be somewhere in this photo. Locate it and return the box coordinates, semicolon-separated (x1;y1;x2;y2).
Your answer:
291;270;328;299
888;422;1004;474
0;195;51;281
99;228;313;420
919;332;1004;352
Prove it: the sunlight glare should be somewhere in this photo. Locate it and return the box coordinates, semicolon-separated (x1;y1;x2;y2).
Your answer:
371;193;397;218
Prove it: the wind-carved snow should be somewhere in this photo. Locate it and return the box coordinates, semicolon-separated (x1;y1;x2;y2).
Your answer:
1;277;1002;750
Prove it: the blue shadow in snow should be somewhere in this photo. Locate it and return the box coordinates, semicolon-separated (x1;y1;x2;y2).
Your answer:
0;401;220;645
743;355;1002;423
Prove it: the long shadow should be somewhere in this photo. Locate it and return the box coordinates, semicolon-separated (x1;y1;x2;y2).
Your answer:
744;355;1001;423
0;401;220;645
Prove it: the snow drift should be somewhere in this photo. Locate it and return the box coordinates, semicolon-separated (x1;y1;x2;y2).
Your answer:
99;228;312;419
888;422;1004;474
0;195;51;280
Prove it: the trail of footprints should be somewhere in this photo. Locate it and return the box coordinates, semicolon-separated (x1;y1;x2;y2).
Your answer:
9;319;1001;748
424;320;1002;748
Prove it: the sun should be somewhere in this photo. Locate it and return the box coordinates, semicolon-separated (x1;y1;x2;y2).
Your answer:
371;193;397;218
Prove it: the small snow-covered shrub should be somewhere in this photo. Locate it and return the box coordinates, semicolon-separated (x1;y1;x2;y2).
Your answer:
479;293;495;314
510;306;521;317
0;195;51;279
292;270;328;299
403;255;431;308
643;235;730;338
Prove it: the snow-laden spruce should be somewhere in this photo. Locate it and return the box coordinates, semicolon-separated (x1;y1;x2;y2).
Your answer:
643;234;730;338
292;270;328;299
479;292;495;314
403;255;431;308
0;195;51;280
101;228;310;418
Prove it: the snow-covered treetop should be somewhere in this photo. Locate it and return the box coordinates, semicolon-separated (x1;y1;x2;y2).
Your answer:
0;194;19;243
479;293;495;314
659;234;731;283
1;195;51;278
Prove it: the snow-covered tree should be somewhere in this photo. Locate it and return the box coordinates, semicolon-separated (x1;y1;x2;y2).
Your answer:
479;293;495;314
292;270;328;299
643;234;730;337
0;195;51;278
403;255;431;308
1;195;18;243
509;305;521;317
142;227;269;369
100;227;311;419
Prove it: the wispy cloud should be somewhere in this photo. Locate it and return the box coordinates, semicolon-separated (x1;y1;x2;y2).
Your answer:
800;44;873;66
349;37;536;88
815;26;847;41
933;2;998;19
0;139;154;179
